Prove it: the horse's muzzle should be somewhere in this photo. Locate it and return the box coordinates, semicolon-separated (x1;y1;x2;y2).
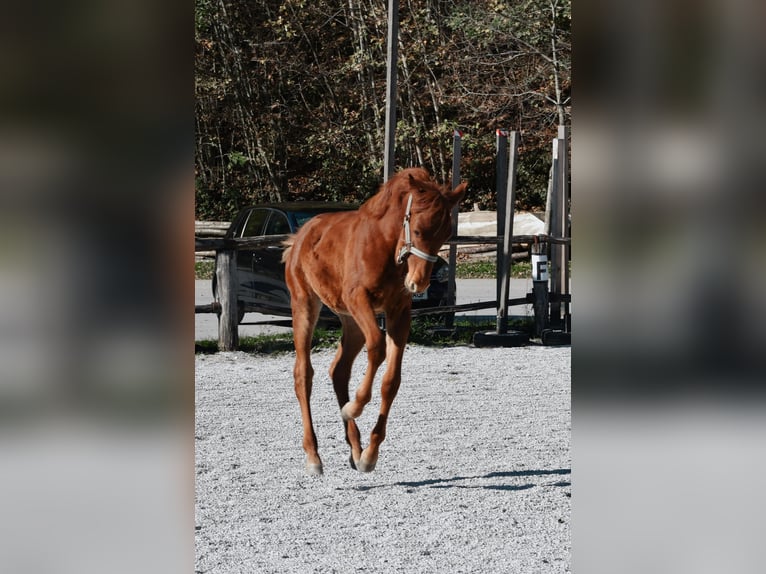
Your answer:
405;275;430;294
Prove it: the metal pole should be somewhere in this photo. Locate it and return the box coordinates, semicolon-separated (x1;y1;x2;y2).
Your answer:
383;0;399;182
446;129;462;328
494;129;508;306
531;240;549;338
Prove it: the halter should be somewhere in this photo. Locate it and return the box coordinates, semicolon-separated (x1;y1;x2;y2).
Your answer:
396;194;440;264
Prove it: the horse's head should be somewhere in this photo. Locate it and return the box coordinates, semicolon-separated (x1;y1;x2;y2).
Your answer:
395;169;467;294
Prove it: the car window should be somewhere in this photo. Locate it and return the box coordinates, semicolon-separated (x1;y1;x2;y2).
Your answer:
292;212;319;229
240;209;269;237
264;211;290;235
292;209;350;229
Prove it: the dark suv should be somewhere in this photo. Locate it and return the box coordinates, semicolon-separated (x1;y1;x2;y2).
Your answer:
212;203;453;324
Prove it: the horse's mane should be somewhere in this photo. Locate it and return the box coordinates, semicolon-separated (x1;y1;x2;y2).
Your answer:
361;167;444;218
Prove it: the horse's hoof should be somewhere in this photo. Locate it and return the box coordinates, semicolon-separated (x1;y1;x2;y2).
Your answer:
356;457;378;472
349;455;358;470
305;463;323;476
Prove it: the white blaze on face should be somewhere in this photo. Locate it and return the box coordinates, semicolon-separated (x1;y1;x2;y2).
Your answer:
404;265;431;294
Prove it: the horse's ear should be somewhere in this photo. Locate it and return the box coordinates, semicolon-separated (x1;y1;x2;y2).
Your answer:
444;182;467;207
408;174;424;192
408;173;428;194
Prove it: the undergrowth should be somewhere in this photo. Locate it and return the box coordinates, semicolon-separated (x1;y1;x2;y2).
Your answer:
456;259;531;279
195;317;534;355
195;327;340;355
194;258;533;280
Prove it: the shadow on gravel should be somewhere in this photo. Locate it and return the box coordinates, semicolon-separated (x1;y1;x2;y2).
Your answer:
353;468;570;492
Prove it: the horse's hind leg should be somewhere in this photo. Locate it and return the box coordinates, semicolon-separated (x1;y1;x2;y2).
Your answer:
291;291;323;475
358;311;410;473
329;315;365;469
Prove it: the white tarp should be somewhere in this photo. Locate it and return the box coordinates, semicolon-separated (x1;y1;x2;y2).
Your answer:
458;211;544;237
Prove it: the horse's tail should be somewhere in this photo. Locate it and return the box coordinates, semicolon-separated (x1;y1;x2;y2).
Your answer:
281;235;296;263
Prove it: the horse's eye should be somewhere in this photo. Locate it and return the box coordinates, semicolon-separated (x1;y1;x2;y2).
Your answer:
414;229;421;237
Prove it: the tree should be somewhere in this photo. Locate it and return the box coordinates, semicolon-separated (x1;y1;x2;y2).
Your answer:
195;0;571;219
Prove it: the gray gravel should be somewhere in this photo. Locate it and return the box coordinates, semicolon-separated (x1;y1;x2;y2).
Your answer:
195;344;570;573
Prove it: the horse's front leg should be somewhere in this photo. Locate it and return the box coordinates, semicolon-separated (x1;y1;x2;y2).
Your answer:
339;292;386;423
357;310;411;473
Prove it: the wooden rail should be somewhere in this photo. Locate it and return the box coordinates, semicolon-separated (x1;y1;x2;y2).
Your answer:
197;128;570;349
195;302;221;314
446;234;570;246
196;131;570;349
195;235;290;252
410;292;571;318
196;231;571;350
196;233;570;254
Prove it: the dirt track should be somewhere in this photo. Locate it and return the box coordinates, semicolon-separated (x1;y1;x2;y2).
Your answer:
195;345;570;573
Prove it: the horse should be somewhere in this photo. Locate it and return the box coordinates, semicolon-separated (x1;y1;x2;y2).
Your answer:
282;167;466;475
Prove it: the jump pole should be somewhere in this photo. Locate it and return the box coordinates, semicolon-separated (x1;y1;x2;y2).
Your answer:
473;130;529;348
558;124;571;333
531;238;549;338
497;131;520;333
546;137;562;325
494;129;508;306
540;132;571;345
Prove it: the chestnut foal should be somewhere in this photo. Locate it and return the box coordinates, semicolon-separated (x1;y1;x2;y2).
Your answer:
282;168;466;474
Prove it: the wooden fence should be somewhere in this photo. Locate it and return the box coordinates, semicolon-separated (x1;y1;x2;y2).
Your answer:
194;232;569;351
195;128;571;350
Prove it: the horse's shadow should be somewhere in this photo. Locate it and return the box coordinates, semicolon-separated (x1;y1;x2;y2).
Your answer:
353;468;571;492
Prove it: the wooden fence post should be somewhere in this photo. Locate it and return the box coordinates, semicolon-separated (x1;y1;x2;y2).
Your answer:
497;131;519;334
216;245;238;351
557;125;571;331
546;138;564;325
473;130;528;347
495;129;508;306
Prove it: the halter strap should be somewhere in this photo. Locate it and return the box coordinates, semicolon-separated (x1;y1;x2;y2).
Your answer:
397;194;439;264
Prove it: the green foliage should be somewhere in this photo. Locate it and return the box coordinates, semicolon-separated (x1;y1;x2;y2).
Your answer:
195;0;571;220
194;318;537;353
195;260;215;280
195;327;340;355
455;259;532;279
455;260;496;279
194;258;532;281
512;260;533;278
405;316;535;347
226;151;250;169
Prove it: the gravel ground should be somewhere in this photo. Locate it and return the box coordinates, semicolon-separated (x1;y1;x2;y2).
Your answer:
195;344;570;573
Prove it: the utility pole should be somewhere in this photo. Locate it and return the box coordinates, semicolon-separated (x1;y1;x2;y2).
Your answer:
383;0;399;181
